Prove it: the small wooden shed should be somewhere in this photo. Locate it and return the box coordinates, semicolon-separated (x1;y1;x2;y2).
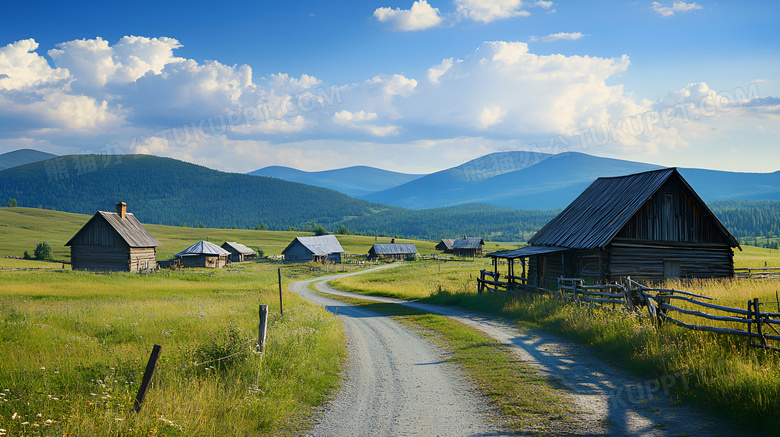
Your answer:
435;239;455;253
368;243;418;260
282;235;344;263
175;241;231;268
65;202;161;272
221;241;256;262
451;237;485;257
488;168;740;287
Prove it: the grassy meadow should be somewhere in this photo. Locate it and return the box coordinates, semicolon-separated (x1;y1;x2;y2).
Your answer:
0;207;440;264
329;251;780;434
0;263;346;436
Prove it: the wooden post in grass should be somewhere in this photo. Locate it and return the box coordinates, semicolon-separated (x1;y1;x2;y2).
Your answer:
258;304;268;352
133;344;162;413
277;268;284;315
755;298;767;348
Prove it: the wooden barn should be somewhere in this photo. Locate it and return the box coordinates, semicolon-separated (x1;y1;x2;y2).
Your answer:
175;241;231;268
451;237;485;257
65;202;161;272
368;243;418;260
488;168;740;287
282;235;344;263
221;241;256;262
435;239;455;253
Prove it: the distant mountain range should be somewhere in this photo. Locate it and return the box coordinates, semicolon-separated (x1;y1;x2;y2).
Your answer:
0;149;777;242
249;165;424;198
0;149;57;171
252;151;780;210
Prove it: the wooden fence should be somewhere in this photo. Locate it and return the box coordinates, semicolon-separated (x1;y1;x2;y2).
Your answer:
479;272;780;352
735;267;780;280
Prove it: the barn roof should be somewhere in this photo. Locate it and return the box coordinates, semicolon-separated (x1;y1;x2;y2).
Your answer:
65;211;161;248
176;240;231;257
222;241;255;255
452;237;485;249
527;168;739;250
489;245;568;259
436;239;455;250
370;243;418;255
282;235;344;256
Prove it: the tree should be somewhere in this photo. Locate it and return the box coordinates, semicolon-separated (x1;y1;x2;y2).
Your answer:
7;198;17;207
23;251;31;260
254;223;267;231
336;225;349;235
33;241;52;261
313;225;328;236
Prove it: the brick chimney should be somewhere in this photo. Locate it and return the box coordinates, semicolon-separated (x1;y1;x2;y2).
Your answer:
116;202;127;219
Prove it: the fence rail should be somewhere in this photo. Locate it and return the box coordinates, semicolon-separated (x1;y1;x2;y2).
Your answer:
478;272;780;352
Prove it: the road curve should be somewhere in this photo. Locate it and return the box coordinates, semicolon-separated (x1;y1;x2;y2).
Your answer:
289;266;503;437
304;266;755;437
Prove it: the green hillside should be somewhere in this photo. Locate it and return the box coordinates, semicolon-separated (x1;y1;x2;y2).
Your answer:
0;207;449;265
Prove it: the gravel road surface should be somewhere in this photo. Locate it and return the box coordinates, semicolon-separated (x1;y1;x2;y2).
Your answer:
290;266;505;437
297;265;757;437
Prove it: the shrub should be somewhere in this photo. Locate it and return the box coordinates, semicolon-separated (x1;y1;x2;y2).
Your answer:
33;241;52;261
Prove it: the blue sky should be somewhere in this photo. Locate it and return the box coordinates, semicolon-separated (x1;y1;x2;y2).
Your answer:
0;0;778;174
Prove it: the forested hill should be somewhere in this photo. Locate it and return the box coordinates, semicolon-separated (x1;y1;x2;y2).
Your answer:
0;155;388;230
0;154;557;241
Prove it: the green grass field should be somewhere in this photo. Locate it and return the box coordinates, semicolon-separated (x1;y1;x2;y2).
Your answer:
0;263;346;436
329;258;780;435
0;207;441;264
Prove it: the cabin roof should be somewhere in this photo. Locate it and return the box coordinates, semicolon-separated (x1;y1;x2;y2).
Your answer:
370;243;418;255
282;235;344;256
437;239;455;250
176;240;231;257
527;168;739;250
221;241;255;255
452;237;485;249
489;245;568;259
65;211;161;248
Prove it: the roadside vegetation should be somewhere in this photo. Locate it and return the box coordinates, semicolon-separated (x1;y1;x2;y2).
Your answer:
0;263;344;436
329;250;780;435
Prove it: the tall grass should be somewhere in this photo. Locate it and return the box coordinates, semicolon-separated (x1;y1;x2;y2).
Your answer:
329;257;780;434
0;263;344;435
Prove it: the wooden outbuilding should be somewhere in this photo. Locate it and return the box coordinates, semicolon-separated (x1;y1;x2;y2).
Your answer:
175;240;230;268
368;243;418;260
435;239;455;253
282;235;344;263
221;241;256;262
65;202;161;272
488;168;740;287
451;237;485;257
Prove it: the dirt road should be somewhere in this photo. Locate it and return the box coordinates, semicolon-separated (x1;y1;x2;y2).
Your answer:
293;266;754;436
290;267;504;437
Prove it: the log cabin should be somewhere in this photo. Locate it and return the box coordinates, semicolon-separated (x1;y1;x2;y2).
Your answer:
488;168;741;287
221;241;256;262
368;243;418;260
282;235;344;263
65;202;161;272
175;240;231;268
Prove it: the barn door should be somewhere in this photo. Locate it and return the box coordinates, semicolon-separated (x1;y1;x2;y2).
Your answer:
663;260;681;280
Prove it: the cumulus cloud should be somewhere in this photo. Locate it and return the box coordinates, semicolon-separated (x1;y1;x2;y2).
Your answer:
651;1;702;17
427;58;455;84
529;32;585;42
374;0;443;31
0;39;69;89
455;0;529;23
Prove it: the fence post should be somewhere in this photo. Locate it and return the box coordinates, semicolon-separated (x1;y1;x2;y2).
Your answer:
133;344;162;413
755;298;767;349
277;268;284;315
747;299;753;350
258;304;269;352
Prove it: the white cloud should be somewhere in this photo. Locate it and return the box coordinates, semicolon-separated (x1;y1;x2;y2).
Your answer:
0;39;69;90
333;110;399;136
479;106;506;128
533;1;553;8
529;32;585;42
455;0;529;23
374;0;443;31
651;1;702;17
427;58;455;84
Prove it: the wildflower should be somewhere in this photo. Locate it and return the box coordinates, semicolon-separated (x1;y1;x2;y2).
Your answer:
11;412;18;419
40;367;45;370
